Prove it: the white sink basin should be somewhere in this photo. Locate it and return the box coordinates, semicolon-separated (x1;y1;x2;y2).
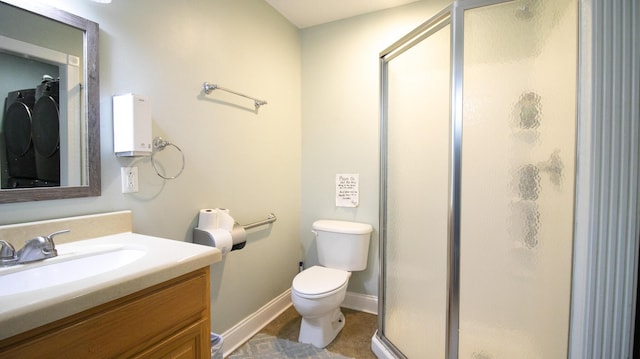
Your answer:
0;232;221;341
0;246;146;296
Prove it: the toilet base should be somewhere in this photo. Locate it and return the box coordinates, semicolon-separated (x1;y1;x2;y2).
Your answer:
298;307;346;348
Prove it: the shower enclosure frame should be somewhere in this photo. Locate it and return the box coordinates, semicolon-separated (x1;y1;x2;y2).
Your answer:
377;0;585;358
378;5;456;358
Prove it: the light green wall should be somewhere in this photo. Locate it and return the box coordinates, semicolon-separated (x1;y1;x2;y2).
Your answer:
0;0;454;333
300;0;450;296
0;0;301;334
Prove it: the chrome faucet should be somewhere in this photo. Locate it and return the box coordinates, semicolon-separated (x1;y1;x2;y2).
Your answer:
0;240;17;266
0;229;70;266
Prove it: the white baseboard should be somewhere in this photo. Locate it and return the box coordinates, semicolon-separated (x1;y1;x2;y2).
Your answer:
220;289;378;357
342;291;378;315
220;289;292;357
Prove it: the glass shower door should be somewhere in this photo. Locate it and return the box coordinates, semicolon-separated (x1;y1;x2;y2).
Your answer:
458;1;577;358
379;1;577;358
381;11;452;359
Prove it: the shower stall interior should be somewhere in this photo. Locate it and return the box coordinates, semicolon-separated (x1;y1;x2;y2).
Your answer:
375;0;578;358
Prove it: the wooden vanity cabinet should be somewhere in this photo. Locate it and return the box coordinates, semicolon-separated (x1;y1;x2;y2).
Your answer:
0;267;212;359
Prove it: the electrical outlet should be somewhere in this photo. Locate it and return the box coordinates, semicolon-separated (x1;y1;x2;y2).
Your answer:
121;166;139;193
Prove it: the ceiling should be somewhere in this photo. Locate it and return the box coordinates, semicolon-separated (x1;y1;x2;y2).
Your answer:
264;0;422;28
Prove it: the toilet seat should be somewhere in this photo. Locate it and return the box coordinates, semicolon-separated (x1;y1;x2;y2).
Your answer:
292;266;350;299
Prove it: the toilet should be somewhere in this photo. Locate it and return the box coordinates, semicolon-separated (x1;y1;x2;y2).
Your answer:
291;219;372;348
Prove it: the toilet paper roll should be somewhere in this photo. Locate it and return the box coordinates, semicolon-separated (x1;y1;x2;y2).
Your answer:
217;210;235;231
198;209;219;230
230;223;247;245
209;228;233;255
198;208;234;231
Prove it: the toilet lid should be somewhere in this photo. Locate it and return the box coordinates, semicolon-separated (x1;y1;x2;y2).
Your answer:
293;266;349;296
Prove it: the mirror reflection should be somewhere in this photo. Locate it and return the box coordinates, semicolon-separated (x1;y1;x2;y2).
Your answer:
0;0;100;203
0;2;84;189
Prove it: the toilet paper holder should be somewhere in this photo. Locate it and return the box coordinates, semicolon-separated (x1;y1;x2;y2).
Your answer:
193;213;277;252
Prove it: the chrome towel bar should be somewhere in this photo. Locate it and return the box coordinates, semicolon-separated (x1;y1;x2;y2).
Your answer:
202;82;267;110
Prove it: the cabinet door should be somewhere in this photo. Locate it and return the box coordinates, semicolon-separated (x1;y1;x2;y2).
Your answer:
0;268;210;359
136;319;210;359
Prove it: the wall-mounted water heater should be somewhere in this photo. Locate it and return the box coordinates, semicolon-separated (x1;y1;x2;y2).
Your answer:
113;93;152;157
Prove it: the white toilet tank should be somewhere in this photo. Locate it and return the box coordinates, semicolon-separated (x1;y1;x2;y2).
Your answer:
312;220;373;271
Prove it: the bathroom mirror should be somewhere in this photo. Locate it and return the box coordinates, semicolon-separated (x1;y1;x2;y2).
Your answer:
0;0;100;203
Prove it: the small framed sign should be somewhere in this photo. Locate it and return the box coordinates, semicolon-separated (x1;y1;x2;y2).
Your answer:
336;174;359;207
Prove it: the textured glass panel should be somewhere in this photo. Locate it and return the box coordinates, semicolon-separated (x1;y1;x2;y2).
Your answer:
459;1;577;358
384;23;450;358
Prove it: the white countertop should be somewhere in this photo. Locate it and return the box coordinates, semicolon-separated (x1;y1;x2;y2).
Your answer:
0;233;221;340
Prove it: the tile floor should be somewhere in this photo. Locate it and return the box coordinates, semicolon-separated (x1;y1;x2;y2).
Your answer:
259;306;378;359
